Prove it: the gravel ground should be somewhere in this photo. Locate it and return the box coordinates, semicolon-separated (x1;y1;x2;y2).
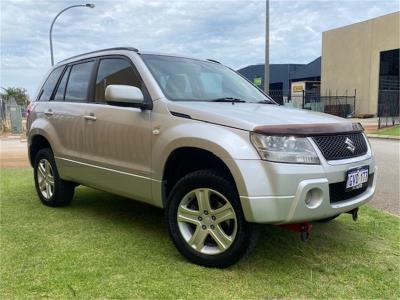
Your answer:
1;136;399;215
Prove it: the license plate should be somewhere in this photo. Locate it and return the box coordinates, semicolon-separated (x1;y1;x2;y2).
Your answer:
345;166;369;191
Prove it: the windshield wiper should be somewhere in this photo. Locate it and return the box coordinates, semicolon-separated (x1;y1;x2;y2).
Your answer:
210;97;247;103
256;99;276;104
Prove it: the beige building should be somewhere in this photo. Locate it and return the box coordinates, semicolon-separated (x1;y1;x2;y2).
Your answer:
321;12;400;116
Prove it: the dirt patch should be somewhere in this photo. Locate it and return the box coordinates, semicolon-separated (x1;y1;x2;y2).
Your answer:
0;138;30;168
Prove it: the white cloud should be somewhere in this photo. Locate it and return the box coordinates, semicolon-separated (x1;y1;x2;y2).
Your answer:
1;0;399;96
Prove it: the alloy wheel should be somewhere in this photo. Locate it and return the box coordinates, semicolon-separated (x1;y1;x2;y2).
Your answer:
177;188;237;255
37;158;55;200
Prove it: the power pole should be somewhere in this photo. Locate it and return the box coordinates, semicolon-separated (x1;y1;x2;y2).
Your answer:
264;0;270;94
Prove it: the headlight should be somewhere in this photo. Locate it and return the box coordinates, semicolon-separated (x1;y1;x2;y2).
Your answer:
250;133;320;164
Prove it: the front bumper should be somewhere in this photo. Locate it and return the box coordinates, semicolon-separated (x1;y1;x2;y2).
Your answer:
240;166;376;223
235;137;377;224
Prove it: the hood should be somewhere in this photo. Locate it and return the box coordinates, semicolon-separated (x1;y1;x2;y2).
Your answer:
167;101;350;132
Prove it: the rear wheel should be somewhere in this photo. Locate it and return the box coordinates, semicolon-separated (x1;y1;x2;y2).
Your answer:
166;170;257;268
34;148;75;207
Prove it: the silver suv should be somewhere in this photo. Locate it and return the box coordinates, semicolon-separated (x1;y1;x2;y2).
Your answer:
27;47;376;267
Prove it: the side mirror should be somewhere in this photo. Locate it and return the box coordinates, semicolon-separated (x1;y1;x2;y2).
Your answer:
105;85;144;106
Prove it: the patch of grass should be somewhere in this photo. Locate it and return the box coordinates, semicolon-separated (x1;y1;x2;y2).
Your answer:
1;168;399;299
373;125;400;136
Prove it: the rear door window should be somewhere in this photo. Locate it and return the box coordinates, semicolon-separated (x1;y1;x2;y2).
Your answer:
37;67;64;101
95;58;141;102
65;61;95;102
54;66;71;101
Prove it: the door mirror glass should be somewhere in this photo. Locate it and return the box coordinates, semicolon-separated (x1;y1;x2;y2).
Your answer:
105;85;144;105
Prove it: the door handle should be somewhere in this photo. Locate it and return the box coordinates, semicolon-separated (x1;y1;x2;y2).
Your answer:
84;114;96;121
44;109;53;116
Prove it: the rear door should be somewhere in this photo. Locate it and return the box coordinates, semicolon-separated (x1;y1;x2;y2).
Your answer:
80;56;153;203
50;60;96;182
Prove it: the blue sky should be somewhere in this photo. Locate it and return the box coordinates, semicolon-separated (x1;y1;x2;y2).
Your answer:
1;0;399;98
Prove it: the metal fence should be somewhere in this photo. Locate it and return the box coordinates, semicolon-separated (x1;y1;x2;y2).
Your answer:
268;90;286;105
269;89;357;118
0;98;25;134
310;95;356;118
377;90;400;128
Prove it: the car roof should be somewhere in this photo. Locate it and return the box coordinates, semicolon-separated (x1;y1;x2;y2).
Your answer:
56;47;139;64
56;47;220;66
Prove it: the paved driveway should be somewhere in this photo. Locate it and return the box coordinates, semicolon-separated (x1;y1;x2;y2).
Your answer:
1;136;399;215
0;137;29;168
369;138;400;215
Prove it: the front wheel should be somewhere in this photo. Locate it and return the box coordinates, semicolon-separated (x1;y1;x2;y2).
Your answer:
166;170;258;268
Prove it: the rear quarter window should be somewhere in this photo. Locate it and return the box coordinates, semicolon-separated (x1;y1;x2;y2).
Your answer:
37;67;64;101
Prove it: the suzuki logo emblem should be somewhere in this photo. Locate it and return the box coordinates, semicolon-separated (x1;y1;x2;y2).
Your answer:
345;137;356;153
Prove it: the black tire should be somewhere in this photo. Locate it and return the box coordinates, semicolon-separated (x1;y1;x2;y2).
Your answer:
33;148;75;207
316;214;340;223
166;169;258;268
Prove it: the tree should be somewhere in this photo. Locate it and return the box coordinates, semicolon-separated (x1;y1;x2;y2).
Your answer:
0;87;30;106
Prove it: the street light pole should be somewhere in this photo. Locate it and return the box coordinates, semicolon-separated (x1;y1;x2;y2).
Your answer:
264;0;269;94
49;3;95;66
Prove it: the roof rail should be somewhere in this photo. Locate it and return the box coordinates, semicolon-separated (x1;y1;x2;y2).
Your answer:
58;47;139;64
206;59;221;64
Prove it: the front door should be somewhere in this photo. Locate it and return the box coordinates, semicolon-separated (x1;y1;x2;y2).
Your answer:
80;57;153;203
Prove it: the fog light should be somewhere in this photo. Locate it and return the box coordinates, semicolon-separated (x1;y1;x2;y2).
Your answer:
304;188;323;209
304;192;312;205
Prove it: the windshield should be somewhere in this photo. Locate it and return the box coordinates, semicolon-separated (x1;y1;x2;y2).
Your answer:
141;54;274;103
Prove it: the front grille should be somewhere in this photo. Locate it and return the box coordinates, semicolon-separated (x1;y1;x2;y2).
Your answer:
329;173;374;203
313;133;368;160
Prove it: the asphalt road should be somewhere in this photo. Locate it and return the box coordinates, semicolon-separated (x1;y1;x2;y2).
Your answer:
368;138;400;215
1;136;399;215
